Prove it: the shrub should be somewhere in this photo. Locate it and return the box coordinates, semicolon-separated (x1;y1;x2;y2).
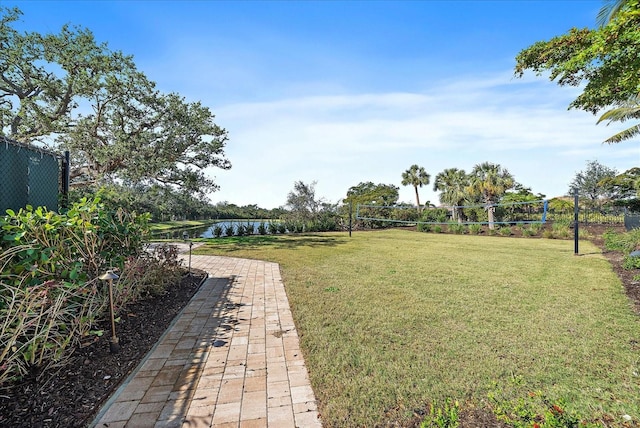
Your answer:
578;228;592;240
467;223;482;235
245;222;255;235
521;226;536;237
0;269;104;384
551;219;571;238
417;223;432;233
0;198;181;384
499;226;512;236
213;224;223;238
278;222;287;234
258;222;267;235
116;244;183;304
422;208;449;223
448;222;465;235
433;225;443;233
604;228;640;253
224;224;235;237
623;254;640;270
529;223;543;234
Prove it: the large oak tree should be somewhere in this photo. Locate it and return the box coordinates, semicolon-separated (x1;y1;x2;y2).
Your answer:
0;7;230;195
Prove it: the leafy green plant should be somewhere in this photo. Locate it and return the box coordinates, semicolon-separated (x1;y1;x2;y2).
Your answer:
488;386;582;428
213;224;223;238
224;224;235;237
447;222;465;235
420;399;460;428
0;247;105;384
604;228;640;253
0;198;173;384
529;223;543;234
623;254;640;270
433;225;443;233
417;223;432;232
467;223;482;235
578;228;592;240
258;222;267;235
521;226;536;237
551;219;571;239
499;226;512;236
278;222;287;234
236;224;246;236
245;222;255;235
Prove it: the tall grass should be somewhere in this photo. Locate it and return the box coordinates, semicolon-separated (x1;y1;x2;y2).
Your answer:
195;230;640;427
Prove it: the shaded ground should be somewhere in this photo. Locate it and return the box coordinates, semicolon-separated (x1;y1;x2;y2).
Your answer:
1;225;638;428
0;269;207;428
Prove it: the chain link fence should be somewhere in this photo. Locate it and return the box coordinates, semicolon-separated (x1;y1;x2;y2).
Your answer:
1;136;69;214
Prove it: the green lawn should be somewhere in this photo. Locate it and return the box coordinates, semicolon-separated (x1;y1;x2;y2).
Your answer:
194;230;640;427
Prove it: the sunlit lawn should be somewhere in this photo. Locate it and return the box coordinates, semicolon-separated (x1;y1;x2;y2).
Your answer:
194;230;640;427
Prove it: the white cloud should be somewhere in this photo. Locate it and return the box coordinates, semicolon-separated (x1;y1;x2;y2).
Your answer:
207;72;639;208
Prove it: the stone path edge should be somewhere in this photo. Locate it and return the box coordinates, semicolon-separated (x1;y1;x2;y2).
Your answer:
89;272;210;426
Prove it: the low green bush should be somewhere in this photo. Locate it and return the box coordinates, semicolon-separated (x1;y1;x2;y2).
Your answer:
0;198;180;385
447;222;465;235
258;222;267;235
417;223;432;233
467;224;482;235
499;226;512;236
224;224;235;237
604;228;640;253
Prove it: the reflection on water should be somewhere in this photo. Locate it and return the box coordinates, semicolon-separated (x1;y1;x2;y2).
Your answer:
153;220;274;239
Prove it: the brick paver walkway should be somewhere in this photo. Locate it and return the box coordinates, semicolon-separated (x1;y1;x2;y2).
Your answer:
91;254;321;428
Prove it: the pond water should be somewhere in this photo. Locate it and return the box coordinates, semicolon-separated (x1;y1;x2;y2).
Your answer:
154;220;275;239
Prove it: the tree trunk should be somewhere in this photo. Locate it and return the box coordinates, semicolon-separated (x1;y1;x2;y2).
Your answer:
488;205;496;229
414;186;421;213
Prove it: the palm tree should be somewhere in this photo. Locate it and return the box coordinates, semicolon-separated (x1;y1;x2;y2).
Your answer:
433;168;469;222
401;164;430;213
467;162;515;229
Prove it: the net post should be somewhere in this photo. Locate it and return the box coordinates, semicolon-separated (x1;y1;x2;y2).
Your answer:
574;189;579;255
349;201;352;237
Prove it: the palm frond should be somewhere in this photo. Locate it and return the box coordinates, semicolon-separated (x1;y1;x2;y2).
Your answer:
597;105;640;124
597;0;628;27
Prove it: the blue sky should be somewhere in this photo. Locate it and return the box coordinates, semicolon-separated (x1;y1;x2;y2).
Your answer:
10;0;640;208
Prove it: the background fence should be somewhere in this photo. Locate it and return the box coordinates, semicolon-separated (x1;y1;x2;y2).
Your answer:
1;136;68;214
548;206;640;230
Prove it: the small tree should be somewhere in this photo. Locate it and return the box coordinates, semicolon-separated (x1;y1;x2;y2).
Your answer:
285;181;320;223
568;160;618;207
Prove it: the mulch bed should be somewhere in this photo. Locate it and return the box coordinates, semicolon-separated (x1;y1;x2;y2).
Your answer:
0;269;207;428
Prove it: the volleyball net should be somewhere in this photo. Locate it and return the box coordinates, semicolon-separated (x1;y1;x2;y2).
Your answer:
355;199;548;226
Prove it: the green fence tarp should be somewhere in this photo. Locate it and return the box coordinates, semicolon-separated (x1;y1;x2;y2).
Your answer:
1;141;59;213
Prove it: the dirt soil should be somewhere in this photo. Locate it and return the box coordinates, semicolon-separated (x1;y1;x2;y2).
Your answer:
0;226;638;428
0;269;207;428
